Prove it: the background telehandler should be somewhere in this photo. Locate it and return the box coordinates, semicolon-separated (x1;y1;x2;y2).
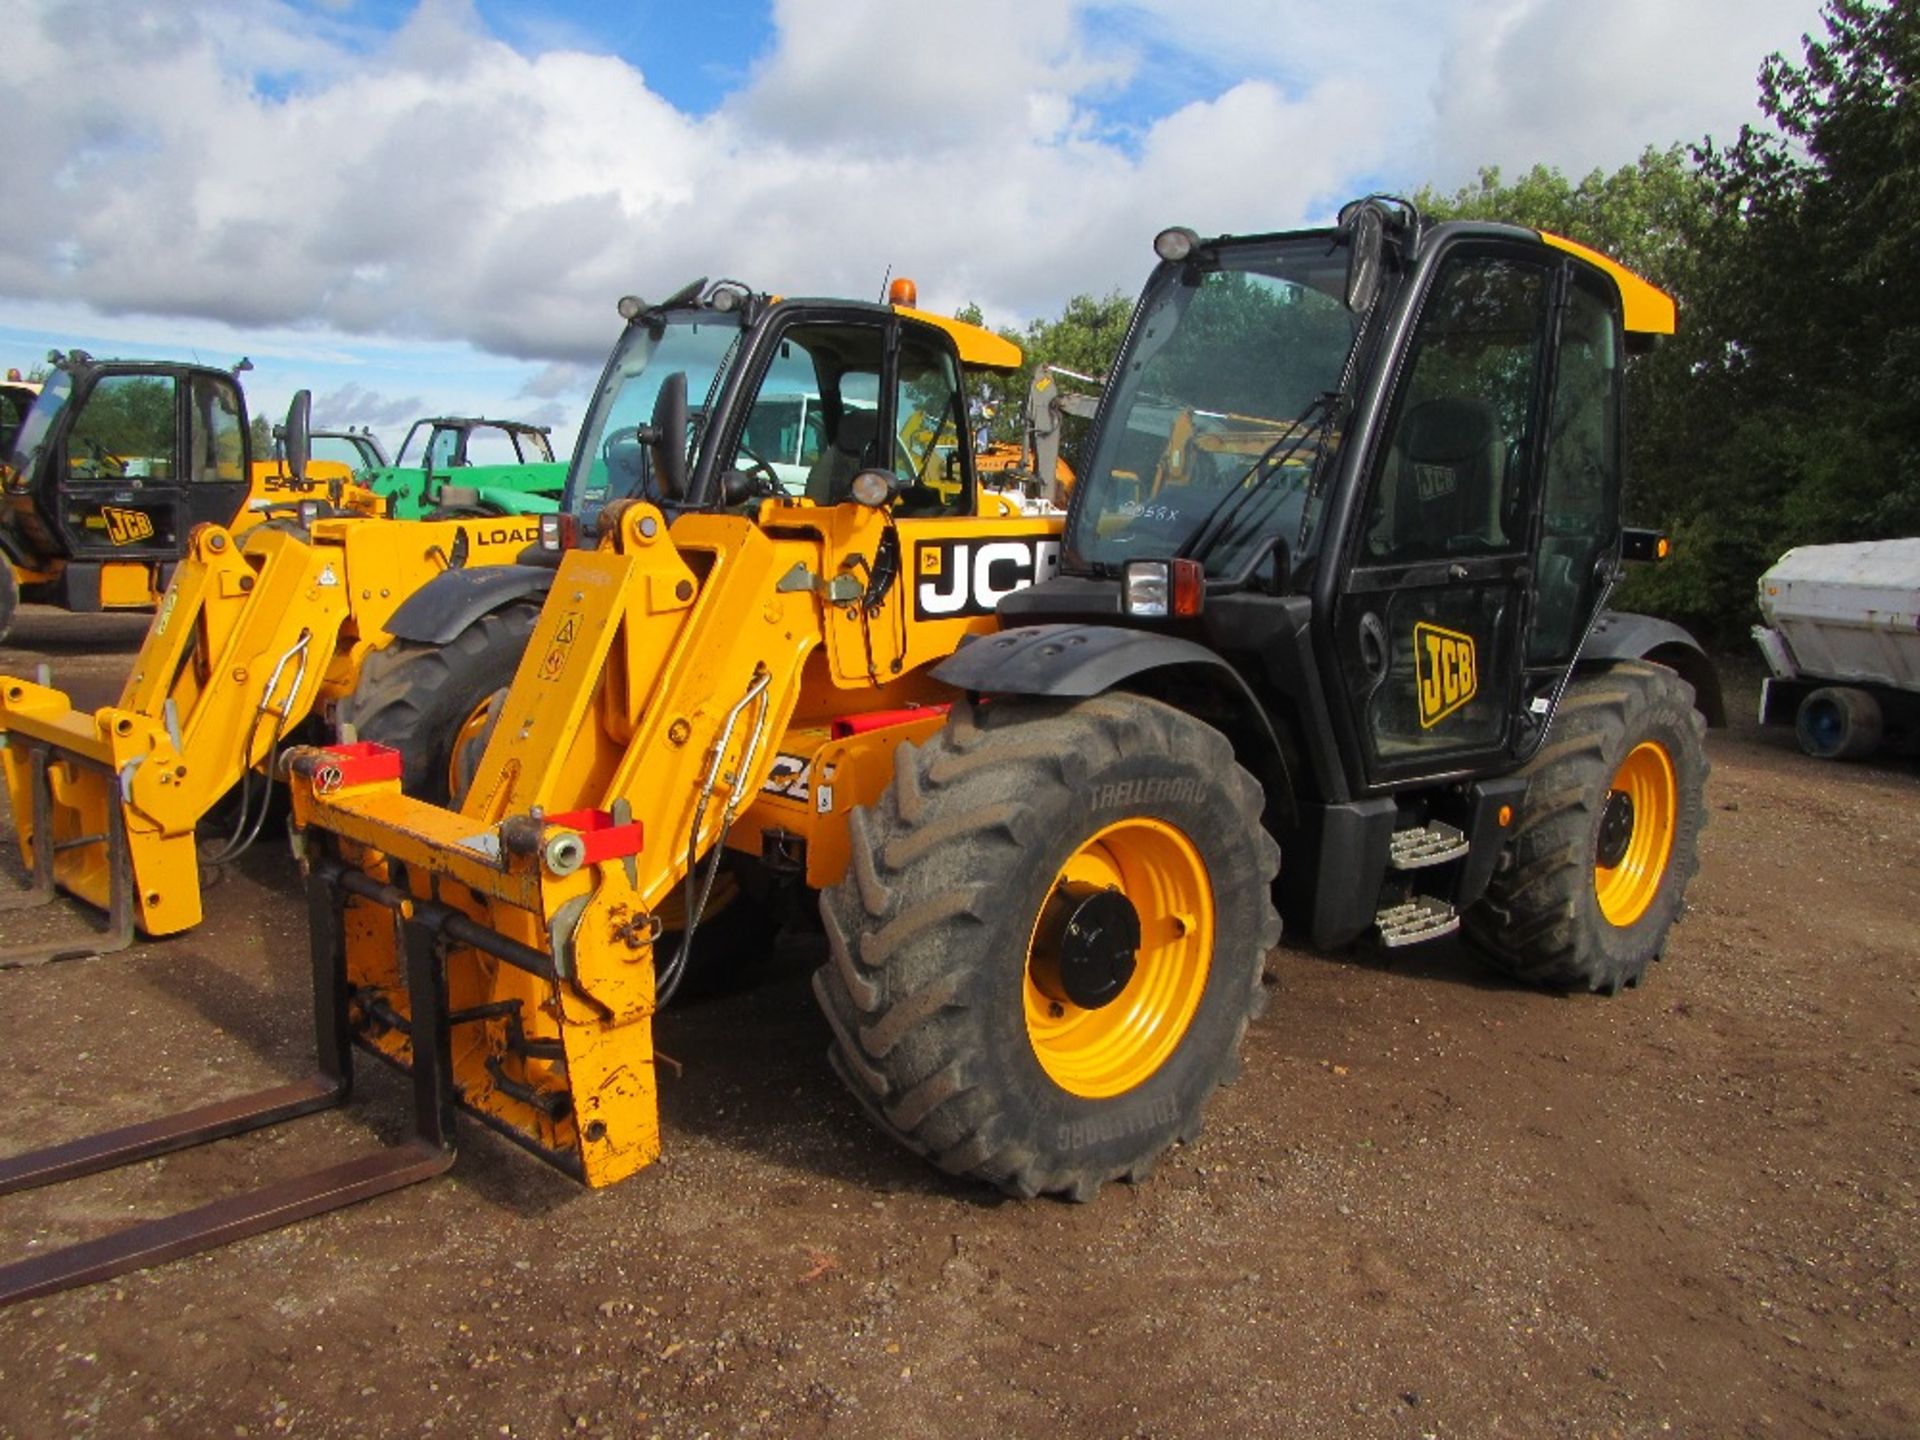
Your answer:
0;202;1722;1304
0;353;367;642
0;368;39;455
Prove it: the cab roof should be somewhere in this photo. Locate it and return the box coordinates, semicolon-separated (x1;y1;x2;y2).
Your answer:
1537;232;1676;336
894;305;1024;372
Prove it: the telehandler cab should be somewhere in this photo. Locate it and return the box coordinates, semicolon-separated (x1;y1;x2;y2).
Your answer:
0;204;1721;1304
0;353;366;643
331;277;1027;801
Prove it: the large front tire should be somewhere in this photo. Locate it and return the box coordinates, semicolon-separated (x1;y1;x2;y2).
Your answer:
1466;660;1708;993
813;694;1281;1201
335;602;539;802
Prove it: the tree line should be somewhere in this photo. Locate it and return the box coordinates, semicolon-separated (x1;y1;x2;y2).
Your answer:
965;0;1914;646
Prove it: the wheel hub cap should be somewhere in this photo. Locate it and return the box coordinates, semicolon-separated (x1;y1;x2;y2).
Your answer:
1596;790;1636;868
1031;885;1140;1010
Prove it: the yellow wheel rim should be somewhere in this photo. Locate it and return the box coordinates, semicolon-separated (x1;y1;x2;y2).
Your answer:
447;694;496;800
1594;740;1676;927
1023;818;1213;1099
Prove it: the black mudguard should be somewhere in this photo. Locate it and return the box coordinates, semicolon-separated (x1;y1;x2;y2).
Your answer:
934;623;1245;698
1585;610;1726;726
383;564;555;646
933;623;1295;815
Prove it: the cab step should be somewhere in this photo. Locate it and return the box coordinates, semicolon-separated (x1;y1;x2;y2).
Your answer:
1388;821;1469;870
1375;895;1459;947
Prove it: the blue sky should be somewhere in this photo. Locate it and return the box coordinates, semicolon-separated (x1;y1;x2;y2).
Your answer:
1;0;1824;457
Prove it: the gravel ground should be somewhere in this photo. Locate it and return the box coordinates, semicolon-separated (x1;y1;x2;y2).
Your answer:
0;602;1914;1439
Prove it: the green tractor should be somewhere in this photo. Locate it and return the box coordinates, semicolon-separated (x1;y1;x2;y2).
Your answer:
358;415;567;519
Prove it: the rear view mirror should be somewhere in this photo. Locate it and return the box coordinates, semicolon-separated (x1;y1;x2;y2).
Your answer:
283;390;312;484
648;372;689;501
1343;203;1385;314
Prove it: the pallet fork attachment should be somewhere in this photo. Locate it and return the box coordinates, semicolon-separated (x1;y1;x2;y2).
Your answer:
0;741;136;967
0;860;459;1306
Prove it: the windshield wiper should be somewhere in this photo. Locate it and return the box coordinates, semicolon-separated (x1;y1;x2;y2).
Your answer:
1177;391;1338;564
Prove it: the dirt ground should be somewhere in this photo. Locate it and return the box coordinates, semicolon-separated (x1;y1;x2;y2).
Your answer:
0;602;1913;1440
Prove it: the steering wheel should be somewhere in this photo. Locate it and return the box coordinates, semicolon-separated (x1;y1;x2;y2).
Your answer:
84;437;127;477
601;425;648;494
732;441;786;494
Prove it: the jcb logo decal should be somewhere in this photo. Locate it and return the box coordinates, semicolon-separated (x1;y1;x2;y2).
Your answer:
914;537;1061;619
1415;622;1477;727
102;507;155;545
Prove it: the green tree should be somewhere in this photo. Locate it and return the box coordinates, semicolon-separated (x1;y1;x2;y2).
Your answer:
1421;1;1919;646
1623;0;1920;640
1700;0;1920;532
1414;147;1710;300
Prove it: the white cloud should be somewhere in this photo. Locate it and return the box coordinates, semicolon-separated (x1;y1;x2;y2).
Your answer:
1424;0;1818;184
0;0;1820;434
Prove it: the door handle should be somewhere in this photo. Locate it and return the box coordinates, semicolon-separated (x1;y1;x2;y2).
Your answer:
1358;611;1389;681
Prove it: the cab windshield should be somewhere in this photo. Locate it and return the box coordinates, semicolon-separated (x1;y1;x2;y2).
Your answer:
565;312;746;518
1064;234;1360;578
2;370;72;490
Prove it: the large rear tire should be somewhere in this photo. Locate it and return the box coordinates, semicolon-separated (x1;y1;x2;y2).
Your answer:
813;694;1281;1200
1466;660;1708;994
335;602;539;803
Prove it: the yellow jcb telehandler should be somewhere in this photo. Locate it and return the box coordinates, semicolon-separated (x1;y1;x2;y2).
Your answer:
0;203;1724;1304
0;286;1027;965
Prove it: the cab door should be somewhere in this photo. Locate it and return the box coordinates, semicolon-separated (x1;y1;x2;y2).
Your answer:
56;369;189;560
183;372;251;530
1333;245;1555;786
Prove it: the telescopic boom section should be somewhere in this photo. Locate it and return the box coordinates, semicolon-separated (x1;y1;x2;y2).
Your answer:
288;499;839;1187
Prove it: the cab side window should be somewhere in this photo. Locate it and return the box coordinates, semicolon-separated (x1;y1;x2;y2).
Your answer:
722;321;886;505
892;332;969;515
189;375;246;483
1363;257;1550;564
463;429;521;466
68;373;178;482
1529;277;1621;663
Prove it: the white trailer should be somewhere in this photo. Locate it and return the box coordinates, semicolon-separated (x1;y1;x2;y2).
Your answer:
1752;537;1920;758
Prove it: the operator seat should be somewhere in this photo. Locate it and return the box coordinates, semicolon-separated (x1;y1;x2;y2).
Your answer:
1390;397;1505;558
804;410;879;505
